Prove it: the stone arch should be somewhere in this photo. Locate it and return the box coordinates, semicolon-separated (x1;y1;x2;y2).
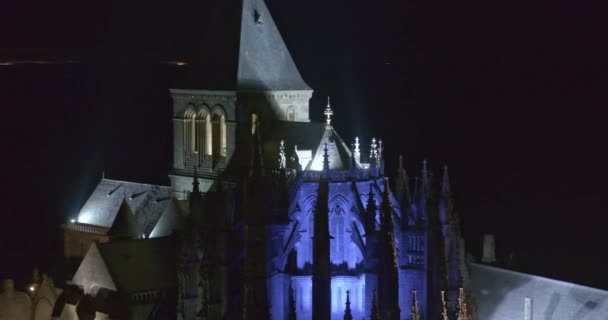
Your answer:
211;105;227;157
183;106;197;155
197;105;212;155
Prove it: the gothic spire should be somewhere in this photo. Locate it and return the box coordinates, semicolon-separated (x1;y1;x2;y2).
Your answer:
421;159;430;197
365;183;377;234
441;290;450;320
279;140;286;169
250;119;264;178
313;146;331;320
288;285;297;320
322;142;330;179
377;178;400;320
441;164;451;194
343;290;353;320
411;289;421;320
370;290;380;320
457;288;470;320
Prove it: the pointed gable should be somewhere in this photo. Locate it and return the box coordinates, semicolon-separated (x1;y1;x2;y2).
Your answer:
308;126;359;171
72;243;117;295
107;198;140;239
149;198;185;238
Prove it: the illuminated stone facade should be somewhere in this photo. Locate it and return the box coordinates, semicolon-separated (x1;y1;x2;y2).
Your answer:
57;0;468;319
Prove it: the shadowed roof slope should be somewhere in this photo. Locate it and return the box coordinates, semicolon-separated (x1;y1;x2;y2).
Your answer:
176;0;310;91
469;263;608;320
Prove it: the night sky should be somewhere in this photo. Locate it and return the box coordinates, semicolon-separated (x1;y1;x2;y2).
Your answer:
1;0;607;289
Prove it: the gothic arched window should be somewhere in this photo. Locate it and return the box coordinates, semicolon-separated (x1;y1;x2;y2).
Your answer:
198;107;211;156
286;106;296;121
212;106;227;157
184;107;197;156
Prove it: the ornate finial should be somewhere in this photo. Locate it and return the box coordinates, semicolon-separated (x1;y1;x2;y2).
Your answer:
457;288;470;320
411;289;421;320
344;290;353;320
354;137;360;154
441;290;450;320
279;140;286;169
370;138;378;162
378;139;383;160
324;96;333;126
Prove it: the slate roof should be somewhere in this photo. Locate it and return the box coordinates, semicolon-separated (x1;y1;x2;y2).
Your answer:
307;125;359;171
76;179;173;235
73;238;177;295
469;263;608;320
107;198;140;239
174;0;310;91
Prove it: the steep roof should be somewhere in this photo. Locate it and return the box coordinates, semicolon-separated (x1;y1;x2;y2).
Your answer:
76;179;173;235
149;199;186;238
469;263;608;320
175;0;310;91
307;125;360;171
73;238;177;295
107;198;140;239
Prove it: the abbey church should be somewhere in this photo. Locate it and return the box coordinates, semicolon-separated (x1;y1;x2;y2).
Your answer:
53;0;464;319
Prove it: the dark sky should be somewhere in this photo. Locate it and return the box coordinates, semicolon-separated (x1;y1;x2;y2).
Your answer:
1;0;607;289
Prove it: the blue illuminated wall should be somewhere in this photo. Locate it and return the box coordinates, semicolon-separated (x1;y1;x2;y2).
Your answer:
273;178;418;320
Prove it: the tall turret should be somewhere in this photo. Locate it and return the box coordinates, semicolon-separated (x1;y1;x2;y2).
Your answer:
312;143;331;320
363;182;379;315
377;178;400;320
243;126;270;319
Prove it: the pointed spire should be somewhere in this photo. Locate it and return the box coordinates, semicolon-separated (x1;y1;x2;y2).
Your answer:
290;144;302;172
193;166;200;193
441;164;451;194
250;120;264;177
288;285;297;320
377;177;400;320
370;138;378;162
365;183;377;233
441;290;450;320
279;139;286;169
411;289;421;320
354;137;360;154
343;290;353;320
457;288;470;320
322;142;330;179
370;290;380;320
378;139;383;163
421;159;430;195
324;96;333;126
